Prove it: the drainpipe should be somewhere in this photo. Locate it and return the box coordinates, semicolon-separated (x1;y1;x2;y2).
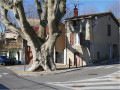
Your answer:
64;21;67;65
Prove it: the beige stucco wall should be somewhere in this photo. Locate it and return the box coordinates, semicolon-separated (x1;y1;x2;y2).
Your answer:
65;19;90;66
90;15;119;62
65;15;119;66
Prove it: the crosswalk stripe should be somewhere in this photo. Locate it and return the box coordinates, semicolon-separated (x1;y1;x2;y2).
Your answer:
104;66;114;68
70;86;120;90
47;71;120;90
0;75;2;78
54;81;120;86
85;65;119;70
116;67;120;69
65;78;110;83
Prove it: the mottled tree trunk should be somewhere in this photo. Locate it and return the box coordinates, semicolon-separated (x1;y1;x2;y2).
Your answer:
0;0;66;72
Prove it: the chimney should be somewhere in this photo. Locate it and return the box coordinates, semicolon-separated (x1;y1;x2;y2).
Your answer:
74;4;78;17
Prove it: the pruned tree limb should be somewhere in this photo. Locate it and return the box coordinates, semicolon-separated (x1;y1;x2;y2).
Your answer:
34;0;48;40
0;6;25;38
34;0;42;17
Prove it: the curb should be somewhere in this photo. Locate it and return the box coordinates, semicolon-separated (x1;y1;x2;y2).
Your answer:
17;67;82;76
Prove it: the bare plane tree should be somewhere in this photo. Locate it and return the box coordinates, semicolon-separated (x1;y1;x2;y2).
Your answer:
105;0;120;18
0;0;66;72
81;5;99;15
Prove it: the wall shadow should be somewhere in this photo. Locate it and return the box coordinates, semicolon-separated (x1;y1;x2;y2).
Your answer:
66;19;91;66
2;73;58;90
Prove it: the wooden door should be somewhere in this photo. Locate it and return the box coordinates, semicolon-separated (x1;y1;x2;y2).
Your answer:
74;53;80;66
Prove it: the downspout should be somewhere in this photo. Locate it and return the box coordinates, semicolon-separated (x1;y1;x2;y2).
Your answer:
64;21;67;65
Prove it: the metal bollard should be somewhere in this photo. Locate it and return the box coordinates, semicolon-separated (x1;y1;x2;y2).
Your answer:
69;58;70;68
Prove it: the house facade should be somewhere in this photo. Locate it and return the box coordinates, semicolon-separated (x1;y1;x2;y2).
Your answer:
64;9;119;66
117;19;120;57
26;18;65;64
0;30;23;64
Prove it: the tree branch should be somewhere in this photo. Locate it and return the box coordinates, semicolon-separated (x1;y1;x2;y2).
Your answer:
0;0;14;12
0;6;25;39
34;0;42;17
55;0;66;24
34;0;48;40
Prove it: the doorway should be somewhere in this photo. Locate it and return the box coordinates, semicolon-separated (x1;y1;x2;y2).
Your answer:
74;52;80;66
112;44;118;58
56;51;64;63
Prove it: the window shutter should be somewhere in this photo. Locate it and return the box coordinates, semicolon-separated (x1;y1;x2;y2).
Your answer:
70;33;73;46
80;33;83;45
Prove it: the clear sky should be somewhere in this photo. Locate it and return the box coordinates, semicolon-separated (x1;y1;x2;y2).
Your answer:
67;0;117;12
83;0;115;12
23;0;118;13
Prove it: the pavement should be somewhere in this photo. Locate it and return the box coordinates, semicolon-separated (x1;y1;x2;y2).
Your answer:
4;63;83;76
3;57;120;79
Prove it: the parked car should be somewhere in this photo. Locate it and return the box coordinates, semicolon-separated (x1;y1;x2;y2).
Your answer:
0;56;9;66
0;56;15;66
8;58;15;65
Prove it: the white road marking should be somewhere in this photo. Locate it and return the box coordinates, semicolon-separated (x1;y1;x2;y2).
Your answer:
54;81;120;86
0;75;2;78
47;71;120;90
116;67;120;69
104;66;114;68
0;72;9;78
71;86;120;90
0;72;8;75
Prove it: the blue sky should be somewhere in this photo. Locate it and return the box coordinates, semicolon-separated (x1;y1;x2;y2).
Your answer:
83;0;115;12
23;0;119;13
67;0;117;12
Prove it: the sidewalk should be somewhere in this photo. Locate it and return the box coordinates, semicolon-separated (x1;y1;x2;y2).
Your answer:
5;64;82;76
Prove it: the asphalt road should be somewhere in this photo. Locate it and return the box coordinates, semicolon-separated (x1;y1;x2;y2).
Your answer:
0;59;120;90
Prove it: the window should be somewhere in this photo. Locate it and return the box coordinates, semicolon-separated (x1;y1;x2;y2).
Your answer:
74;33;80;45
73;21;76;26
107;24;111;36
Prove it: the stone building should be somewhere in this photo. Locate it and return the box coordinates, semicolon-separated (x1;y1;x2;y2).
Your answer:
64;6;119;66
117;19;120;57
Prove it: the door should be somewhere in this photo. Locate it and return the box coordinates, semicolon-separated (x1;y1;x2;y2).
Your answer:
109;45;112;60
113;45;118;58
56;51;64;63
74;52;80;66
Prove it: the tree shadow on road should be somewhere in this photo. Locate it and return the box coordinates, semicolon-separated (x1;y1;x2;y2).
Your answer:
1;72;58;90
0;83;9;89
